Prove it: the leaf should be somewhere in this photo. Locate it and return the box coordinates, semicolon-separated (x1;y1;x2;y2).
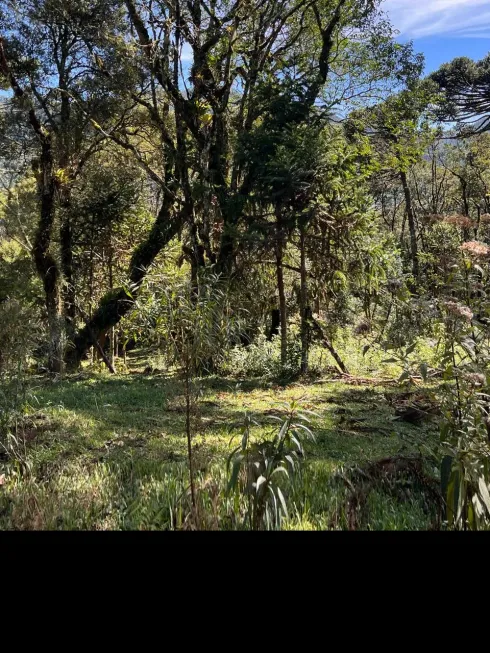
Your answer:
468;499;476;530
440;455;453;496
267;415;284;424
277;419;289;442
122;285;134;299
419;362;428;382
472;494;483;520
241;429;249;450
255;475;267;493
333;270;347;286
299;409;321;419
291;433;303;453
461;338;476;355
406;342;417;356
227;458;242;493
267;486;278;524
297;414;312;424
443;365;454;381
226;446;242;471
293;423;314;438
456;474;466;527
446;474;456;526
478;477;490;515
277;487;289;520
271;466;289;479
398;370;411;382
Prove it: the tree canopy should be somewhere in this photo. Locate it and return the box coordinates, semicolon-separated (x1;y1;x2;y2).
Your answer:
431;54;490;135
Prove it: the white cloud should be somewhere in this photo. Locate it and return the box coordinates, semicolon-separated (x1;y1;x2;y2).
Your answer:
383;0;490;38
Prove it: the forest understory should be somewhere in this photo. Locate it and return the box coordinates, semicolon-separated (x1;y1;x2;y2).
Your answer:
0;339;445;530
2;1;490;530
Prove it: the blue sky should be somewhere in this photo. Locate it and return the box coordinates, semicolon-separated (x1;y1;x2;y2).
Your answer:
172;2;490;77
384;0;490;73
1;1;488;91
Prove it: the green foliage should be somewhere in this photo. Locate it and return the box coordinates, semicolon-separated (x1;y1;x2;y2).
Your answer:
2;0;489;531
437;287;490;530
226;400;316;530
418;222;464;296
0;369;439;530
147;270;245;375
223;332;302;381
431;54;490;135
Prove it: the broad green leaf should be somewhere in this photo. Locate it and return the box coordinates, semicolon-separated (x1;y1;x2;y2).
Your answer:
406;342;417;356
278;419;289;442
468;500;476;530
293;423;314;439
299;409;321;419
446;475;456;526
456;474;466;527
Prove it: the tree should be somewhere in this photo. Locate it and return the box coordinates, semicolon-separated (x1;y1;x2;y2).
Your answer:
431;54;490;135
0;0;131;370
66;0;420;368
348;81;437;281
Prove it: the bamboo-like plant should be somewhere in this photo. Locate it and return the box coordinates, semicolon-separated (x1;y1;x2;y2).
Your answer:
154;270;245;516
227;399;317;530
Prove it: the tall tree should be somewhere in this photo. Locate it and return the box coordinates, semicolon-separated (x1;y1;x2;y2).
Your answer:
0;0;130;370
1;0;421;368
348;81;436;281
431;54;490;136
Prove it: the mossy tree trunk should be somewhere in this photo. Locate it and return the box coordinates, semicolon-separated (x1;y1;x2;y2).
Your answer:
66;195;182;368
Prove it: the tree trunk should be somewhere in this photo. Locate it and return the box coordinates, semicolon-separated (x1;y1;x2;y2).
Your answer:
310;315;349;375
0;40;63;372
400;170;419;280
299;224;309;374
44;283;63;374
33;135;63;373
461;180;471;240
60;210;76;337
268;309;280;341
461;179;470;218
275;205;287;368
58;58;76;340
108;231;115;371
66;195;182;368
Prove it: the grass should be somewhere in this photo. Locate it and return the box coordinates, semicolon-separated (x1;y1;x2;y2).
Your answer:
0;351;441;529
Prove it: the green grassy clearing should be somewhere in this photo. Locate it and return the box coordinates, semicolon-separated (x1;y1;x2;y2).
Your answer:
0;354;441;530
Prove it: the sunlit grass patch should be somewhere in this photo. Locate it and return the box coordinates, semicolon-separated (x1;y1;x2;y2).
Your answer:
0;363;440;530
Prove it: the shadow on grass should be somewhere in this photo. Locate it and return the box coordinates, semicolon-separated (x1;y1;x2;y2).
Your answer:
21;373;437;474
0;372;440;530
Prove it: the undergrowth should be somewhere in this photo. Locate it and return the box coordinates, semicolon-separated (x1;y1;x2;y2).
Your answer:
0;349;441;529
